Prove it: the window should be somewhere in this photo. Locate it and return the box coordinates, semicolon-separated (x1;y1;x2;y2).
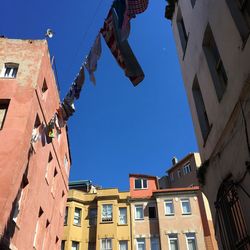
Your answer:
72;241;79;250
45;152;53;182
168;234;179;250
89;208;97;225
33;208;44;248
170;172;174;182
1;63;18;78
74;207;81;226
134;178;148;189
119;241;128;250
101;238;112;250
165;200;174;215
148;206;156;219
102;204;113;222
64;207;68;225
183;163;191;175
177;8;188;55
186;233;196;250
135;205;144;220
61;240;66;250
190;0;196;8
177;169;182;178
215;180;250;249
226;0;250;42
0;100;10;130
181;198;191;214
64;154;69;171
203;24;228;101
136;238;145;250
51;168;58;196
13;170;29;223
150;237;159;250
119;207;127;224
192;76;211;141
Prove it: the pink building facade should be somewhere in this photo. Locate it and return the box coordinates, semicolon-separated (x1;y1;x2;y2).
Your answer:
0;38;71;250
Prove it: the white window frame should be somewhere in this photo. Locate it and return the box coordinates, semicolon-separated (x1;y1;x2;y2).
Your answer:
101;238;112;250
181;198;192;215
164;199;174;216
185;233;197;250
1;63;19;78
136;238;145;250
168;234;179;250
102;204;113;222
119;240;128;250
119;207;127;224
135;205;144;220
134;178;148;189
183;163;191;175
73;207;81;226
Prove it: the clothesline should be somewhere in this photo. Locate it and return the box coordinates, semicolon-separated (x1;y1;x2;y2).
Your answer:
31;0;149;147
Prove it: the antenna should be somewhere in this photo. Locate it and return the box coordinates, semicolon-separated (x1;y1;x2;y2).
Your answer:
45;29;54;39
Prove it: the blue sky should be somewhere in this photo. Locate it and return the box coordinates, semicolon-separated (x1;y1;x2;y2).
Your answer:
2;0;198;190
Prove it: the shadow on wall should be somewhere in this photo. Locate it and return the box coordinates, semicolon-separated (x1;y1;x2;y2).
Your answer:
0;147;32;250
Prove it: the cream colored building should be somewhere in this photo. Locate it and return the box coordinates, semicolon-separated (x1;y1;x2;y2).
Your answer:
165;0;250;248
62;181;131;250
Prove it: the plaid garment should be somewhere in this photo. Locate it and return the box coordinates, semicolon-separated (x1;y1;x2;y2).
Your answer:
127;0;149;16
101;10;144;86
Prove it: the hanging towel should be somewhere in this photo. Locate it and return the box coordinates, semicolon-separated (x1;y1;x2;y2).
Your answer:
127;0;149;17
84;34;102;85
101;10;144;86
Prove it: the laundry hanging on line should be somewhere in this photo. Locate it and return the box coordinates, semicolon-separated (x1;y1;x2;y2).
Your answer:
101;8;144;86
84;34;102;85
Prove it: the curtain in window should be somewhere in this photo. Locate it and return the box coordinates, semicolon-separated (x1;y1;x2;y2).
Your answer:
119;208;127;224
182;200;191;213
102;205;112;220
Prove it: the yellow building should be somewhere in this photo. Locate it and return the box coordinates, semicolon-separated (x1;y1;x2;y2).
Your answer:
62;181;131;250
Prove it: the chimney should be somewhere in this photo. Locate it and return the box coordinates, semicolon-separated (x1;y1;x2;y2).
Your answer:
172;156;178;165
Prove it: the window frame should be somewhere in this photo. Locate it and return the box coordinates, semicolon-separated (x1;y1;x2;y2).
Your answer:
150;237;160;250
168;234;179;250
101;238;112;250
135;205;144;220
73;207;82;226
134;178;148;189
89;207;97;226
119;240;128;250
119;207;127;225
102;204;113;222
136;238;145;250
0;99;10;130
1;63;19;78
164;199;175;216
181;198;192;215
183;163;191;175
185;233;197;250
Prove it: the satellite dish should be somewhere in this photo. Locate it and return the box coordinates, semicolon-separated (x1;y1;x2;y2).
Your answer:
45;29;54;38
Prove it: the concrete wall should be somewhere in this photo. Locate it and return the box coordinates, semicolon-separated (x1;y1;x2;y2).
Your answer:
0;38;70;249
168;0;250;248
155;191;206;250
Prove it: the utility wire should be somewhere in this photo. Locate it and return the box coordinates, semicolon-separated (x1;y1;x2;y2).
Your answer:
67;0;104;73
